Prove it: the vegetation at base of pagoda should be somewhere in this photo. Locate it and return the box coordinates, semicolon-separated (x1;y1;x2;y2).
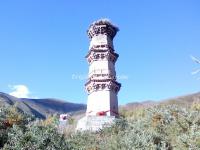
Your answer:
0;106;69;150
0;101;200;150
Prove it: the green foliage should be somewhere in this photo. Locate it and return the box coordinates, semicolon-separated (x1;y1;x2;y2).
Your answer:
119;106;146;120
0;104;200;150
3;125;69;150
66;105;200;150
0;106;34;148
40;114;59;127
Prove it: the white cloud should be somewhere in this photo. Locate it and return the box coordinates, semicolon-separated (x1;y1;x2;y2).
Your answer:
9;85;31;98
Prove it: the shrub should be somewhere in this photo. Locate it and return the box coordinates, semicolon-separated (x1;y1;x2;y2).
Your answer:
0;106;34;148
66;105;200;150
3;125;69;150
1;104;200;149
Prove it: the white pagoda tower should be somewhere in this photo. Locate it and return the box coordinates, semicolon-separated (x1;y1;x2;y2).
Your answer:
76;19;121;131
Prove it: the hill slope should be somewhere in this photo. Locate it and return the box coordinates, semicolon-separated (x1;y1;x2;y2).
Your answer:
161;92;200;105
122;92;200;111
1;91;200;119
0;92;86;119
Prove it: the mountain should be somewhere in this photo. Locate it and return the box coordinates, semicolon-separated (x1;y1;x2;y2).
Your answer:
161;92;200;105
122;92;200;110
0;92;86;119
121;100;156;109
1;91;200;119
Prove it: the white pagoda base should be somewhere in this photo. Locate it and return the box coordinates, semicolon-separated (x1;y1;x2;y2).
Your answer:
76;116;117;131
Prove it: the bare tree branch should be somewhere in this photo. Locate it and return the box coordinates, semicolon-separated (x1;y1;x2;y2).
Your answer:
191;55;200;64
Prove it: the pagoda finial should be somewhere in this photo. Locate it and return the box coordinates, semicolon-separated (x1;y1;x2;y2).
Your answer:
87;18;119;39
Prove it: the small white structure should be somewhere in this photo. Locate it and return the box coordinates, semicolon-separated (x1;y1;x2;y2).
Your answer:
59;114;70;122
76;19;121;131
59;114;70;132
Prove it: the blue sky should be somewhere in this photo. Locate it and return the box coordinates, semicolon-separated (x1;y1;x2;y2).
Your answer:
0;0;200;104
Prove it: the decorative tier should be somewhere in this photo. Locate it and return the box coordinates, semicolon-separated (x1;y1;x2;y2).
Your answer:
86;49;119;64
85;79;121;94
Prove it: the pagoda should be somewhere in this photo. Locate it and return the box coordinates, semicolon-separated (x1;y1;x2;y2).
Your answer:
76;19;121;131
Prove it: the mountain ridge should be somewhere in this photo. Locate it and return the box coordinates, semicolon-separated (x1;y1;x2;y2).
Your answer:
1;91;200;119
0;92;86;119
121;92;200;110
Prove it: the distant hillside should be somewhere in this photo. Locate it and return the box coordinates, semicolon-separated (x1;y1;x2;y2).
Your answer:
0;92;86;119
122;92;200;111
121;100;156;110
1;91;200;119
160;92;200;105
